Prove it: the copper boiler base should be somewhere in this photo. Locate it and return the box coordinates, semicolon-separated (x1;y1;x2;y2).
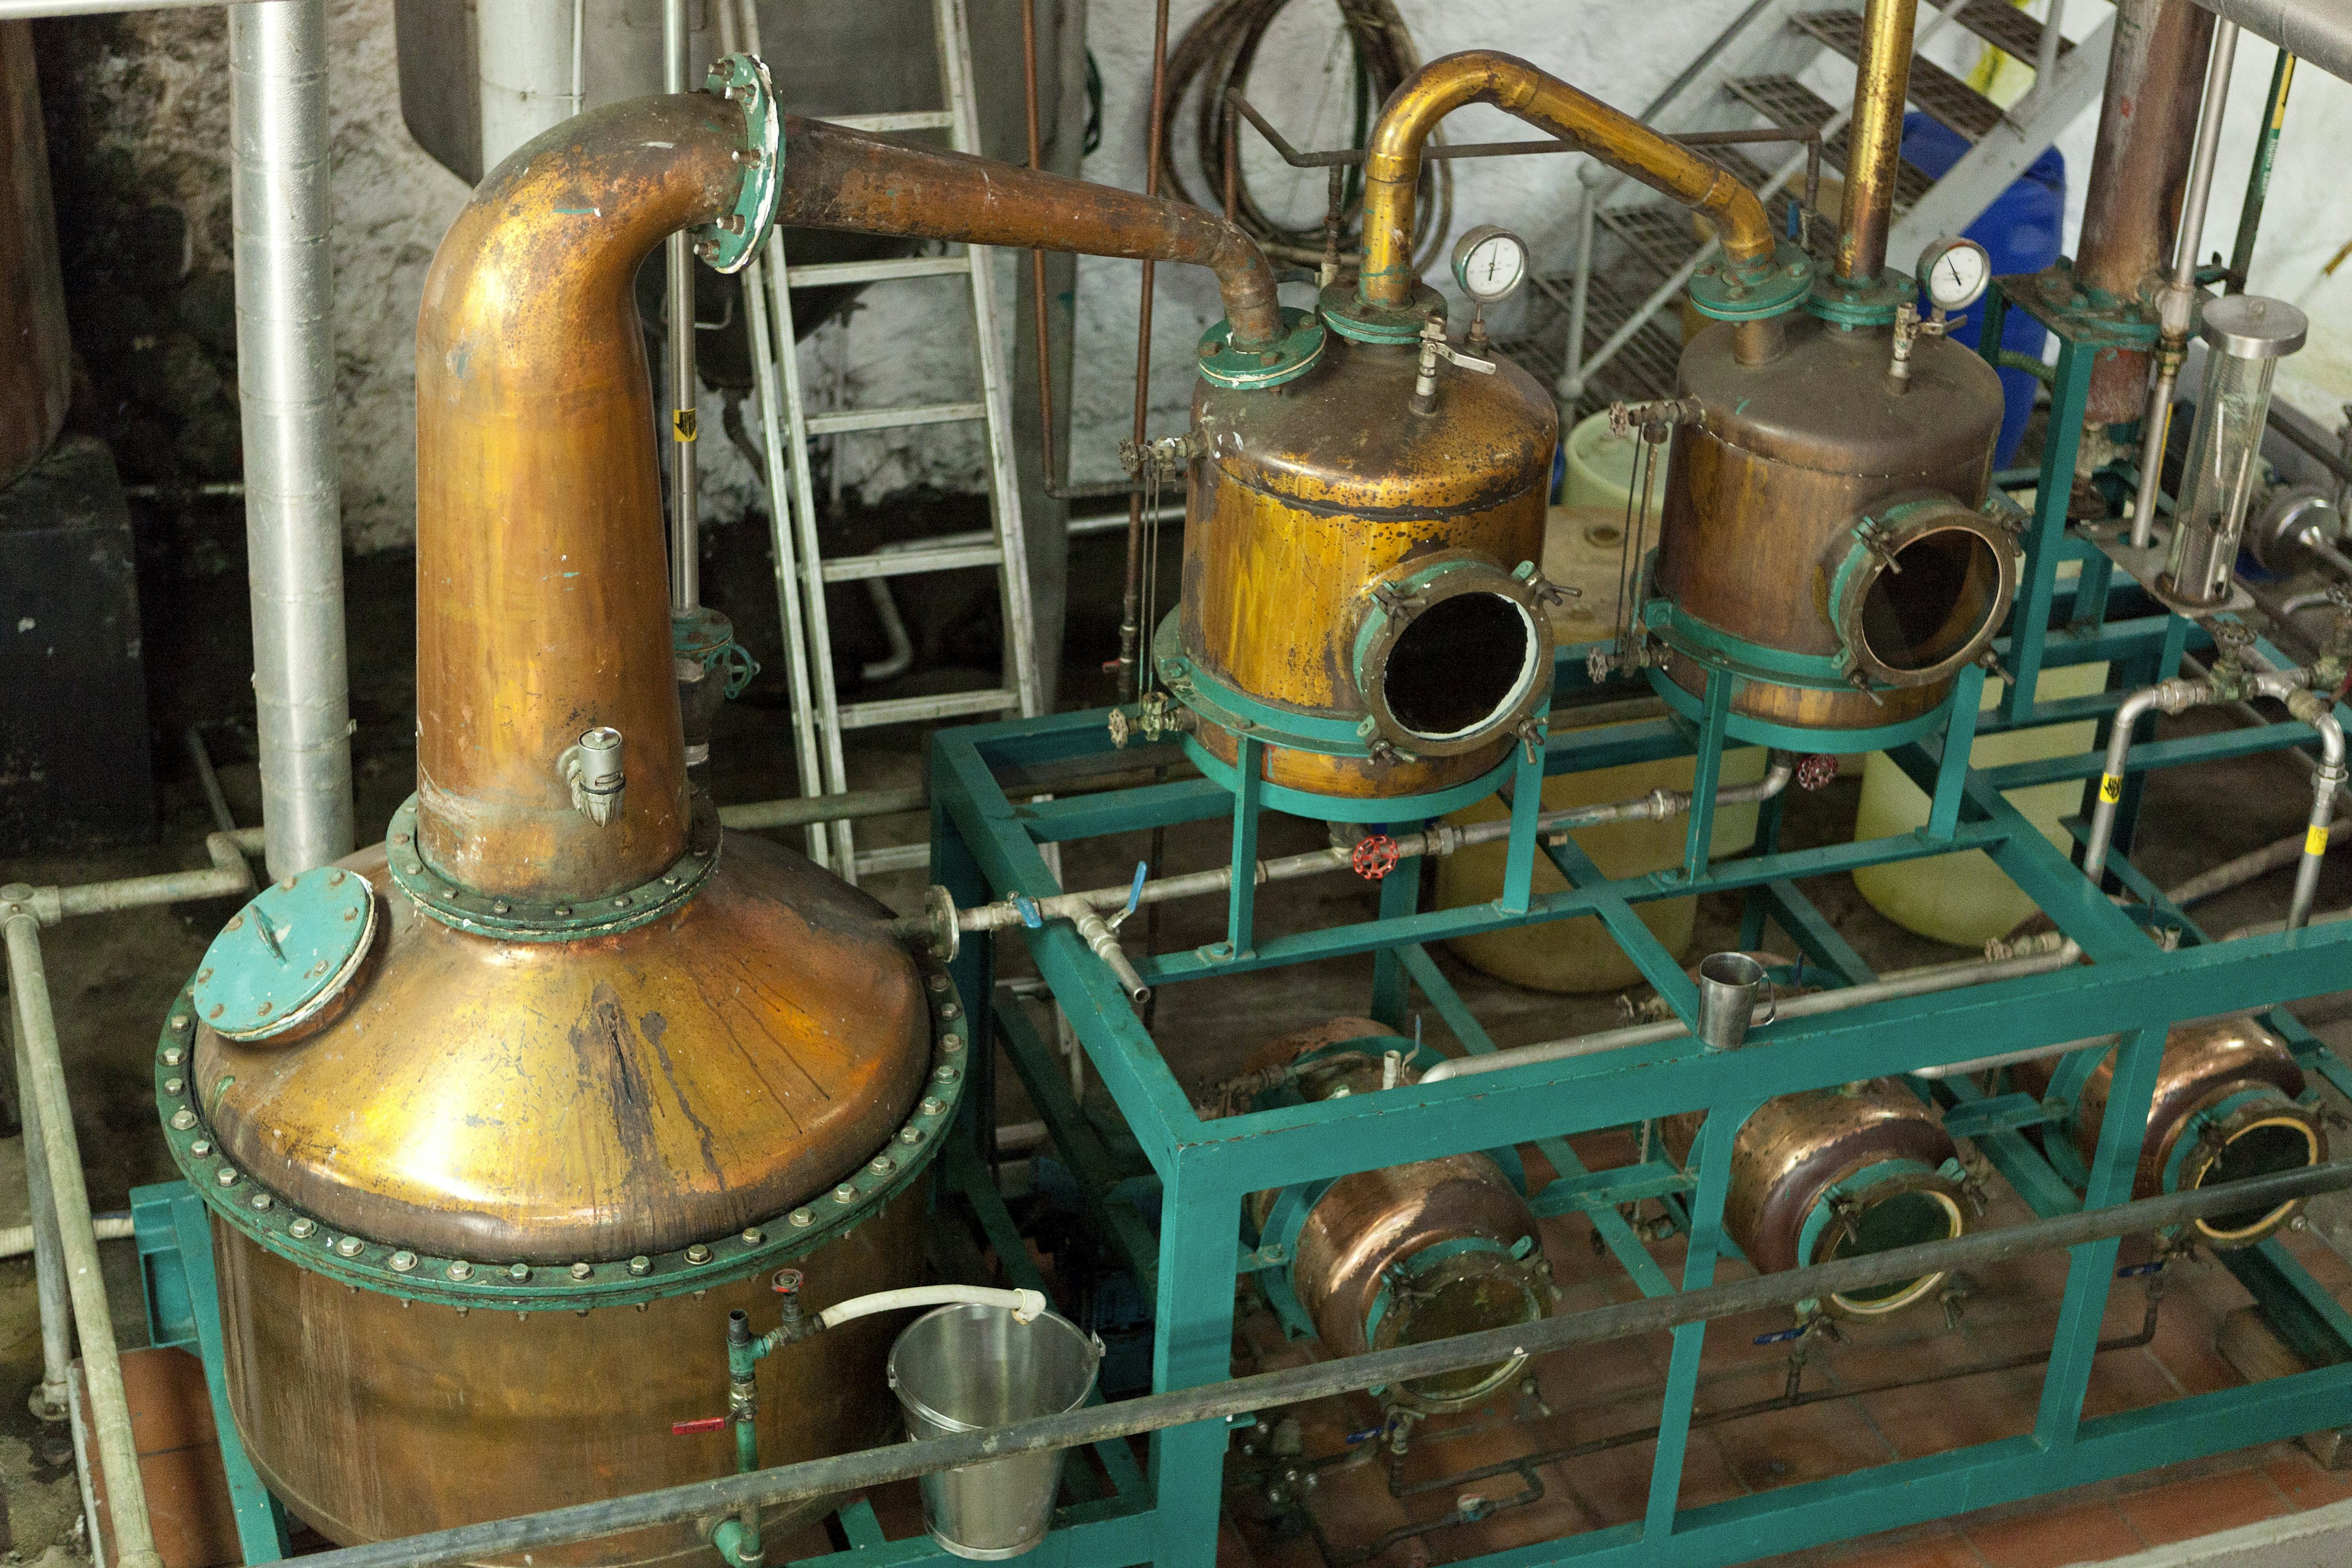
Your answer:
217;1184;927;1567
1193;720;1514;803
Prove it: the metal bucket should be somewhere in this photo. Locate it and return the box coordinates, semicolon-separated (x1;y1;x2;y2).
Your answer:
888;1302;1103;1559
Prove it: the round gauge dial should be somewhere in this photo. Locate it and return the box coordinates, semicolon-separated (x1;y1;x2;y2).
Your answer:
1452;225;1530;305
1918;236;1992;312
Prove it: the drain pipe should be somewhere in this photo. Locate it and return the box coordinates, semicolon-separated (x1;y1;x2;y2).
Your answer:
232;0;355;879
1;900;164;1568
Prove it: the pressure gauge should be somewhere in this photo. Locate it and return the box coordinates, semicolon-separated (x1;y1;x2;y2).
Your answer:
1452;225;1530;305
1917;236;1992;313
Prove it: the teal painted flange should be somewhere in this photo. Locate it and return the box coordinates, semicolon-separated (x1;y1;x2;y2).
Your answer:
1807;267;1917;330
1319;281;1448;345
1642;597;1867;692
152;947;970;1311
1198;306;1327;390
695;53;782;275
383;792;722;942
1643;662;1958;755
1155;612;1378;761
674;606;762;699
1179;731;1521;825
1687;239;1814;322
192;867;378;1042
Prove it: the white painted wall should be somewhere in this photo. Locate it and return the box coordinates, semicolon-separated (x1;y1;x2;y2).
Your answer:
56;0;2352;548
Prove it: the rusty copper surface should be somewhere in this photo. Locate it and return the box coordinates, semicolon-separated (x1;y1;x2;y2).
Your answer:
1179;334;1554;797
2015;1018;2324;1243
219;1186;926;1566
1662;1079;1963;1283
2078;0;2217;424
1358;51;1773;307
775;115;1279;349
1836;0;1918;285
194;837;930;1264
415;94;754;903
1656;313;2003;730
0;21;68;488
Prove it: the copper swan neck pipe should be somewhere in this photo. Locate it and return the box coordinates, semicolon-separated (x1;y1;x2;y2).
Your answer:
415;92;752;903
771;115;1281;348
1355;50;1776;309
1836;0;1919;286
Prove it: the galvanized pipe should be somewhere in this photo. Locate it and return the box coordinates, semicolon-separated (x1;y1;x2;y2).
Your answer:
249;1159;2352;1568
9;999;70;1421
231;0;355;879
2130;18;2241;549
1;909;164;1568
1417;944;2085;1083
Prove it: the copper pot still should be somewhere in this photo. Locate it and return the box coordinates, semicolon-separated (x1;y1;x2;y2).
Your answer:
1664;1080;1974;1319
1227;1020;1555;1412
2013;1019;2328;1248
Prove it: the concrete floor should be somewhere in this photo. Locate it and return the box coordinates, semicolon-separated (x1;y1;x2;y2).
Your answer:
7;509;2352;1566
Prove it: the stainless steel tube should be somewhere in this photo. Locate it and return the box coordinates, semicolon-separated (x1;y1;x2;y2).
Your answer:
9;999;71;1422
2130;18;2239;549
2282;687;2344;929
665;0;698;614
232;0;355;878
1417;944;2084;1082
2082;680;2201;883
2;908;164;1568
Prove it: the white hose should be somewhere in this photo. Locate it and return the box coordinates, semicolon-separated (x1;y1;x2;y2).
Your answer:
817;1284;1047;1331
0;1212;134;1261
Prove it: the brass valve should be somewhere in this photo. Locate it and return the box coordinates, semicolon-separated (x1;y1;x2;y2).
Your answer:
1409;317;1496;415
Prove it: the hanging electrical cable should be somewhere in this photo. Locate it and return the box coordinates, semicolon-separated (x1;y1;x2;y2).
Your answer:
1159;0;1452;273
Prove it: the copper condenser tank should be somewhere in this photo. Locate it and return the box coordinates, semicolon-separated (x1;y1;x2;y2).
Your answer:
1665;1079;1974;1319
1224;1019;1554;1411
2015;1020;2328;1248
154;63;962;1564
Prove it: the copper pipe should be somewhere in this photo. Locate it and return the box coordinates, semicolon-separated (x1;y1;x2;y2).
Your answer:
1357;50;1774;308
415;93;752;902
773;116;1277;351
1836;0;1918;286
2078;0;2218;426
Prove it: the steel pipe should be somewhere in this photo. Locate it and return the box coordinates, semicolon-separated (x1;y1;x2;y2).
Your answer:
9;1000;70;1421
2;909;164;1568
1417;944;2085;1083
2194;0;2352;85
251;1160;2352;1568
1357;51;1776;309
2131;18;2241;549
232;0;355;880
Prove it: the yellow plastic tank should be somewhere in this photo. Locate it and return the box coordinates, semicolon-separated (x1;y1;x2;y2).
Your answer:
1435;506;1764;993
1851;656;2109;947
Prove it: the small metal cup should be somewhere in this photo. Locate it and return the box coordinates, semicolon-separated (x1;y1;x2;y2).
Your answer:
1693;952;1774;1051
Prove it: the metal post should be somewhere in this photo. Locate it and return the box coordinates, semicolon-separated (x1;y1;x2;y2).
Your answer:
1927;663;1986;839
2226;48;2295;293
1558;173;1597;405
7;998;69;1423
1367;850;1420;1031
1226;737;1262;960
665;0;699;614
1499;724;1546;913
2;907;164;1568
1642;1104;1749;1539
2008;335;2097;723
231;0;354;878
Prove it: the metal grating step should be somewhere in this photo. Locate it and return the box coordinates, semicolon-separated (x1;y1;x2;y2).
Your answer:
1953;0;2073;66
1599;204;1706;278
1725;75;1934;211
787;255;971;287
836;688;1023;731
1792;10;2003;140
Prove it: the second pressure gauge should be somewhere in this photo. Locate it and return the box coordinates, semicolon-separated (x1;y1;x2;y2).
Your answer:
1453;225;1530;305
1917;236;1992;314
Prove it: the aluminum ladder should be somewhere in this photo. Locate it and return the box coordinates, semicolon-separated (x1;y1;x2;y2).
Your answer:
736;0;1041;883
1526;0;2118;414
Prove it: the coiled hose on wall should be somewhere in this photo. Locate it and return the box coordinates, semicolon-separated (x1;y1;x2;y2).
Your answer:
1157;0;1451;273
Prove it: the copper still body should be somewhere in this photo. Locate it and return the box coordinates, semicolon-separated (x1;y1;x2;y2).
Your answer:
1665;1080;1973;1319
1649;0;2014;736
2014;1020;2328;1248
0;20;70;488
1229;1020;1554;1411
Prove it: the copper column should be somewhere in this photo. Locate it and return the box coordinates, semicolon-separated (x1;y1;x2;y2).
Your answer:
1836;0;1918;286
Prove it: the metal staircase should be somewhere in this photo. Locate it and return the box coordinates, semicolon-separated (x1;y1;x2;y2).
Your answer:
1514;0;2117;415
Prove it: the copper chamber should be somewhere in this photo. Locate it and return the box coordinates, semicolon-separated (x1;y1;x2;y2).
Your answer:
1230;1020;1555;1412
2014;1019;2328;1248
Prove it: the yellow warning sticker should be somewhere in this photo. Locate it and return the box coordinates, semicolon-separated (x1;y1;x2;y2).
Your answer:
673;408;698;442
2098;773;2123;804
2310;825;2331;856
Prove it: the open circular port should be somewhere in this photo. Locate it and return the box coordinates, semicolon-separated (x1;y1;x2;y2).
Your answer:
1384;594;1540;742
1354;556;1555;758
1817;1185;1967;1317
2192;1114;2321;1245
1828;497;2016;690
1379;1250;1550;1409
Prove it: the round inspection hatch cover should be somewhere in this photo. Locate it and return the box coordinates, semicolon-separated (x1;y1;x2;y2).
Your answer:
193;866;377;1041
